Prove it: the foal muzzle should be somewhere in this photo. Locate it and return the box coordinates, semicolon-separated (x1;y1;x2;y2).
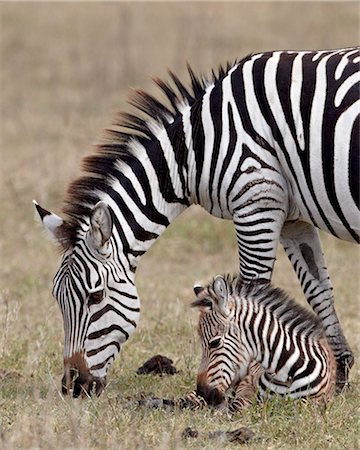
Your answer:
196;380;226;407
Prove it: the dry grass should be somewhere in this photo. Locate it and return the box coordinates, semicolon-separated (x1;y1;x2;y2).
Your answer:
1;3;359;449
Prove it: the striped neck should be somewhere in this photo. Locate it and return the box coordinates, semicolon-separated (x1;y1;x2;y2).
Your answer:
98;125;190;271
237;297;266;363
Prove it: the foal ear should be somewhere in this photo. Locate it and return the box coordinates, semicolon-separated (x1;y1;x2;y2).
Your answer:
193;284;205;296
191;296;213;311
33;200;65;242
213;275;230;316
191;284;213;312
191;284;213;311
88;201;113;251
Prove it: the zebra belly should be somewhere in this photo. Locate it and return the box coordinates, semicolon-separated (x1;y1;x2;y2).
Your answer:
257;366;329;400
288;182;360;243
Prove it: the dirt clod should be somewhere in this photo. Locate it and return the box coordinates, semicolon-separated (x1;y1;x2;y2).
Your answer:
208;427;254;444
182;427;199;439
137;396;175;409
136;355;177;375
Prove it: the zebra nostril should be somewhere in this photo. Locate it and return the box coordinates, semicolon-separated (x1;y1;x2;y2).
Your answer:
73;373;91;398
72;376;83;398
94;377;106;396
72;374;106;398
61;368;77;395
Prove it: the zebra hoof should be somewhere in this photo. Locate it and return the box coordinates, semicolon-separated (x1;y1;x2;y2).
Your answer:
335;352;354;393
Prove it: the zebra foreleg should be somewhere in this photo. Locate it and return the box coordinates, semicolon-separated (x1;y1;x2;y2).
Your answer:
229;361;264;412
150;364;263;413
175;391;209;410
280;221;354;391
233;193;287;283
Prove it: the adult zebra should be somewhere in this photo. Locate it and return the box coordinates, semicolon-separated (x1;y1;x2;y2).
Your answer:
34;47;359;396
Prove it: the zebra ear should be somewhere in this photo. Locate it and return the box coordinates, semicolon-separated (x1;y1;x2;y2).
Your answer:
193;284;205;296
191;284;213;311
33;200;65;242
88;201;113;250
191;296;213;311
213;275;230;316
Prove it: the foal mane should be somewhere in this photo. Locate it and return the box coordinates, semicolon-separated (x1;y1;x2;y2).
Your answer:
237;279;324;338
195;275;324;339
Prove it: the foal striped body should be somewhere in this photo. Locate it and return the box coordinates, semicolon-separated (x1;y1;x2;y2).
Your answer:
192;276;336;409
34;47;358;395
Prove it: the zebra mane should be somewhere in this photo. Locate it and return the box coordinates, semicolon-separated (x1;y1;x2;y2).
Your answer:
58;60;241;250
236;278;324;338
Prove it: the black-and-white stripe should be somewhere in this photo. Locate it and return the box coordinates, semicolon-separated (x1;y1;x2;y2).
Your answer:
35;47;358;394
192;275;336;408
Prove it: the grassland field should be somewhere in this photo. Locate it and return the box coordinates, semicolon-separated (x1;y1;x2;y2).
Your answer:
1;3;359;449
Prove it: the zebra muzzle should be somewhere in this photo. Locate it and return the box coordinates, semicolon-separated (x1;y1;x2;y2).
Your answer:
196;381;226;408
62;352;106;397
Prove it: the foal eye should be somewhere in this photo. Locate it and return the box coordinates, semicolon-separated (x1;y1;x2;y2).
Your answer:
209;337;222;349
88;289;104;306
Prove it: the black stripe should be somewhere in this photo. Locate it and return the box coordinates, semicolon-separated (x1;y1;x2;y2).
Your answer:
167;118;189;200
349;113;360;213
142;136;189;206
320;52;357;239
87;324;130;341
254;52;320;227
89;304;137;328
109;295;140;312
208;81;223;212
218;103;237;212
86;341;121;358
231;57;277;157
275;52;300;152
190;100;205;203
114;167;171;225
90;354;115;371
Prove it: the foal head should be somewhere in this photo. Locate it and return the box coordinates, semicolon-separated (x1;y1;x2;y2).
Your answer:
191;275;244;407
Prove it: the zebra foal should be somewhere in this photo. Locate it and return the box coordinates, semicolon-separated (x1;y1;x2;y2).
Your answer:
191;275;336;410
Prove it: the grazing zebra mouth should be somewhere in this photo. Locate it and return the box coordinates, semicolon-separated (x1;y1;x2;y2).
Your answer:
61;370;106;397
62;352;106;397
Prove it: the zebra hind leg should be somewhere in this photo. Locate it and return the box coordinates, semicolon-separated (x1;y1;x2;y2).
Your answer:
280;221;354;391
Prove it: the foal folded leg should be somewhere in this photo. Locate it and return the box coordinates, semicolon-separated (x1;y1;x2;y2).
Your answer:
229;362;264;412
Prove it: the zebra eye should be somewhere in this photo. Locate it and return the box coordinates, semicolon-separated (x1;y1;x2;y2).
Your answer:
209;337;222;349
88;289;104;306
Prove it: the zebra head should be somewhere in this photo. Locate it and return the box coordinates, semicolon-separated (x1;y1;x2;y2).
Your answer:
191;275;242;407
34;200;140;397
